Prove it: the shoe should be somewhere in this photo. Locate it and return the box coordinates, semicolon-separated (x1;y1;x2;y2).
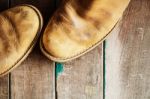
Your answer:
40;0;130;62
0;5;43;76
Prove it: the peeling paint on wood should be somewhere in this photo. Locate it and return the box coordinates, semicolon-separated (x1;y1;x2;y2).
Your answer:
56;63;64;78
56;46;103;99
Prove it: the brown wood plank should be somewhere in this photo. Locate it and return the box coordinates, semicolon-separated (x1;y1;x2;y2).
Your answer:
11;50;55;99
0;75;9;99
56;46;103;99
0;0;9;99
10;0;56;99
105;0;150;99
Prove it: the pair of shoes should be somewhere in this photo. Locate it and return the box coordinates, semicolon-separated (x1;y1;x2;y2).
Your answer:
0;0;130;76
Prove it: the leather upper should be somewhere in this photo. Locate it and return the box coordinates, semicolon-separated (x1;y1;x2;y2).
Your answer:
0;5;42;75
42;0;130;60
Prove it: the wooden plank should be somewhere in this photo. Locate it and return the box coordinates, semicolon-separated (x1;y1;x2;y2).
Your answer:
0;75;9;99
105;0;150;99
55;1;103;99
10;0;56;99
0;0;9;99
11;49;55;99
56;46;103;99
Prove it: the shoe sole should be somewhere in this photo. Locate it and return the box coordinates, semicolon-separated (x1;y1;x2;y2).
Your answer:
0;4;43;77
40;21;119;63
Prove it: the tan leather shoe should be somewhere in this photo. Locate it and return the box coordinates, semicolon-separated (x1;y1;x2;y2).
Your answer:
0;5;43;76
40;0;130;62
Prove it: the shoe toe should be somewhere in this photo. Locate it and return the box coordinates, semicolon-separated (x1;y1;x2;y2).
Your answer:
0;5;42;76
41;0;130;62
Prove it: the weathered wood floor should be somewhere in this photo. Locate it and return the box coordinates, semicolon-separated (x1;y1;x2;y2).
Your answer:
0;0;149;99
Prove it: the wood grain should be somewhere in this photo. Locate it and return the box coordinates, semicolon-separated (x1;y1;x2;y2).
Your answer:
105;0;150;99
0;0;9;99
56;46;103;99
10;0;56;99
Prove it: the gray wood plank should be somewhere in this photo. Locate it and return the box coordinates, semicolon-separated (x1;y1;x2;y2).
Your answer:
10;0;56;99
0;0;9;99
56;46;103;99
105;0;150;99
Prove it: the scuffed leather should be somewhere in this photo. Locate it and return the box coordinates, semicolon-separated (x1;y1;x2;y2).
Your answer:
0;5;41;75
42;0;130;59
